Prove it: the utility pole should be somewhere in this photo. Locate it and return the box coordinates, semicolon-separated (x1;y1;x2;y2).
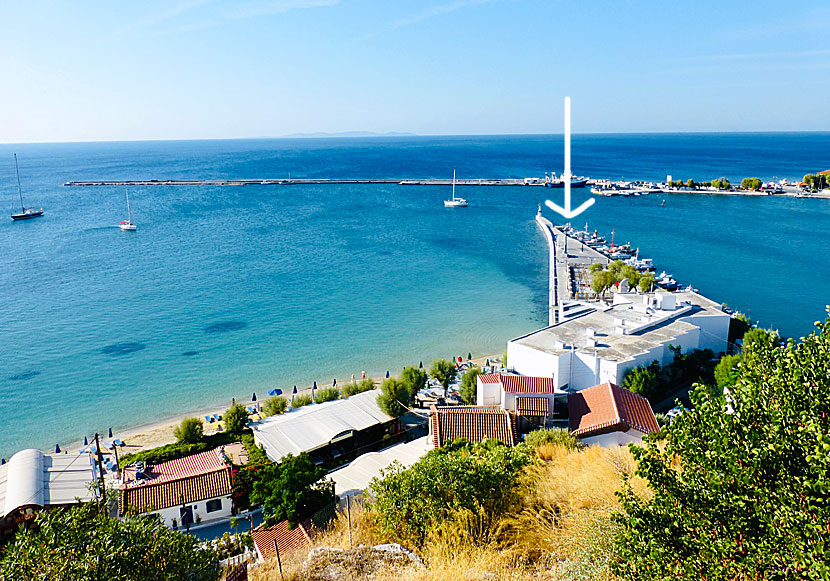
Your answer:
273;539;284;580
93;433;107;515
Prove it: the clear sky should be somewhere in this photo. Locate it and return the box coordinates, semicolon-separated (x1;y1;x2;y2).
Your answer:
2;0;829;142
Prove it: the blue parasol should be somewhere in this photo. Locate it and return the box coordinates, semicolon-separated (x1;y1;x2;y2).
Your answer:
267;388;282;396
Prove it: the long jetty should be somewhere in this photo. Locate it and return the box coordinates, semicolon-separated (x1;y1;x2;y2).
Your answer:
63;178;545;187
535;209;608;325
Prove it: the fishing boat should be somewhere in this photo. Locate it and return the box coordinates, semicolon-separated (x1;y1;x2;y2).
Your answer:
545;172;588;188
443;170;468;207
119;188;136;231
10;154;43;221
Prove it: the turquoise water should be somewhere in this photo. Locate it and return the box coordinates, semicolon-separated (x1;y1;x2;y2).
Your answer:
1;133;829;457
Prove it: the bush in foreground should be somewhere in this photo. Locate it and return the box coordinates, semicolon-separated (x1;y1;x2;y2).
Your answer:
314;387;341;404
224;402;248;433
292;393;312;408
342;378;375;397
614;315;830;578
173;417;203;444
0;503;220;581
523;427;582;451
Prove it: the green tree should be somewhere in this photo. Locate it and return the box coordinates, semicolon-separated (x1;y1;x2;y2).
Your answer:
224;402;248;433
399;365;428;397
377;378;411;417
589;262;605;273
620;264;641;288
173;417;204;444
613;314;830;579
262;395;288;416
713;353;741;388
638;273;655;293
430;358;458;397
591;269;616;298
460;366;482;404
741;177;762;190
251;453;335;528
711;179;722;189
621;361;661;400
342;378;376;397
686;178;695;188
742;327;778;353
1;502;220;581
314;387;341;404
367;440;532;546
803;173;816;189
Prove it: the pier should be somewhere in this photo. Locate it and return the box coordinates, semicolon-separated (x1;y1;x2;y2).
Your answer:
535;209;608;325
63;177;550;187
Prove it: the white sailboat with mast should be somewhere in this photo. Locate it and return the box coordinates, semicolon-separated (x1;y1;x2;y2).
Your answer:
119;188;136;231
10;154;43;221
443;170;468;207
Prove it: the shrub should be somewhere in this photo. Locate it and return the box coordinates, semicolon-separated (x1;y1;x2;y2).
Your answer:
173;417;204;444
523;427;582;451
314;387;341;404
292;394;312;408
262;395;288;416
224;403;248;433
714;354;741;387
376;378;411;417
251;453;335;527
1;502;220;580
342;378;375;397
367;439;532;546
622;361;661;400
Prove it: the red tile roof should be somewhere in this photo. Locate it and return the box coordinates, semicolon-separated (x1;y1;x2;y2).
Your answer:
429;405;517;448
477;374;556;394
568;382;659;438
252;520;313;559
119;448;233;516
516;396;550;417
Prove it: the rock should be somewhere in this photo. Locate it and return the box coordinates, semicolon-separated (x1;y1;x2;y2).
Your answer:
301;544;423;580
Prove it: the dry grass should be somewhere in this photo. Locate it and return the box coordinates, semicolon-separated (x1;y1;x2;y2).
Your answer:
248;445;647;580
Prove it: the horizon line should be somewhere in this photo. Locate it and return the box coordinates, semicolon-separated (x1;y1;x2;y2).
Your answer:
2;129;830;146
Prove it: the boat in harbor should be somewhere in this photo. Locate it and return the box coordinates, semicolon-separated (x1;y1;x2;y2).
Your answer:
10;154;43;221
545;172;588;188
119;188;136;231
443;170;468;207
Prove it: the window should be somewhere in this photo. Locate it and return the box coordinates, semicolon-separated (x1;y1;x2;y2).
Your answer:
206;499;222;513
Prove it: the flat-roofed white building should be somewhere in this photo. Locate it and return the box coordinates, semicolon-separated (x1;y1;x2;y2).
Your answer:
507;291;729;391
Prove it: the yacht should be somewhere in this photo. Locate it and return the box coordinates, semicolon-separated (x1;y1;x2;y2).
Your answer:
119;188;137;231
443;170;468;207
10;154;43;221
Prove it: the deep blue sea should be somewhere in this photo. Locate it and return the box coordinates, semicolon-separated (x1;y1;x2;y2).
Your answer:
1;133;829;457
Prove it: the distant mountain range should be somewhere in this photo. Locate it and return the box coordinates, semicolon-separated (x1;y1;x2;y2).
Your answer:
281;131;417;138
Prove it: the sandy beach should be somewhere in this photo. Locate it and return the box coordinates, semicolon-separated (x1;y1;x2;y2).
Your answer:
62;354;499;461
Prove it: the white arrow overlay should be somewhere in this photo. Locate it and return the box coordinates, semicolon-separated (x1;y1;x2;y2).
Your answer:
545;97;595;219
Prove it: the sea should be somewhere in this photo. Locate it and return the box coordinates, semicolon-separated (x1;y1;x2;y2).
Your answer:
1;132;829;458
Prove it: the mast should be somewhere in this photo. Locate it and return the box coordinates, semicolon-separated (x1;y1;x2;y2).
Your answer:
14;153;24;212
126;188;132;223
452;169;456;201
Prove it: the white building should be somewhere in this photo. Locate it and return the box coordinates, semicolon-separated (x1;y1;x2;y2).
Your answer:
507;291;729;392
119;447;234;529
0;449;96;537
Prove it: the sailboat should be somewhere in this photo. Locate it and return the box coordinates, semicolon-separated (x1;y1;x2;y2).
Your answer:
10;154;43;220
119;188;136;231
443;170;468;207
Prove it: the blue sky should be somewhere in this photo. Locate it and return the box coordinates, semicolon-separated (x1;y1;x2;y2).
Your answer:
1;0;829;142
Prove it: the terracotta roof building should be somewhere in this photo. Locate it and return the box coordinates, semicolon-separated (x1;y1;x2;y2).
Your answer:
119;447;234;528
568;382;659;447
476;373;560;422
252;519;314;561
429;405;517;448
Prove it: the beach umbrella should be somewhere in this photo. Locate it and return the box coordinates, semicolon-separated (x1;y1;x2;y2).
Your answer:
351;374;355;384
252;393;257;402
419;361;423;369
362;370;366;379
232;397;235;405
267;388;281;396
83;436;88;446
55;444;61;454
485;358;490;367
108;427;113;438
385;370;390;378
333;378;337;387
467;353;472;360
293;386;298;394
0;459;4;465
458;356;463;364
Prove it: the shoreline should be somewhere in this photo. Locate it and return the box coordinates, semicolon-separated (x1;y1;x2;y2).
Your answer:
50;354;498;462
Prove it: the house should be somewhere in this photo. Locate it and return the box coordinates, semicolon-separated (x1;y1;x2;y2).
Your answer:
507;290;729;391
252;389;396;464
0;449;96;539
568;382;660;447
119;447;234;528
429;405;517;448
475;373;562;428
251;519;313;561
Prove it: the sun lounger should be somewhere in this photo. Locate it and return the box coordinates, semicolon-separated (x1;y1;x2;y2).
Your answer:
113;439;125;447
205;415;214;423
213;414;221;421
